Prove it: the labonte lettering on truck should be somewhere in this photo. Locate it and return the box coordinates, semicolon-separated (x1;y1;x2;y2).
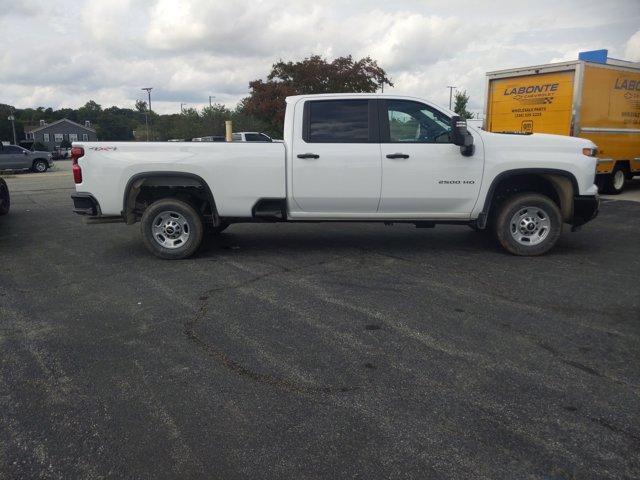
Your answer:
70;93;599;259
485;49;640;194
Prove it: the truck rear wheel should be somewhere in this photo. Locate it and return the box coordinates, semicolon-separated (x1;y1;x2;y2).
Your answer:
493;193;562;256
600;166;626;195
140;198;204;259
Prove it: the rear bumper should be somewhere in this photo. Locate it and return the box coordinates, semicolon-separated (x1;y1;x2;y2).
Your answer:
571;195;599;227
71;193;101;216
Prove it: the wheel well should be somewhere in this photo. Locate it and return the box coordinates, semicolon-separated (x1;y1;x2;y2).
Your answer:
122;173;219;225
482;172;575;226
614;160;630;172
32;158;48;164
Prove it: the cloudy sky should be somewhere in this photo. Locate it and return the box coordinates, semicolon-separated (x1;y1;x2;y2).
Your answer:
1;0;639;115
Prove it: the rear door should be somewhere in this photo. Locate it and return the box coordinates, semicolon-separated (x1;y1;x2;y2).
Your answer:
291;99;381;213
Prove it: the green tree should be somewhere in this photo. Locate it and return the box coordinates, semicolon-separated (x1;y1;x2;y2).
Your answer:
453;90;474;120
242;55;393;136
135;100;148;113
77;100;102;124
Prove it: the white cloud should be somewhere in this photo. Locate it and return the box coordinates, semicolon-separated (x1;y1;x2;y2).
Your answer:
625;30;640;61
0;0;638;114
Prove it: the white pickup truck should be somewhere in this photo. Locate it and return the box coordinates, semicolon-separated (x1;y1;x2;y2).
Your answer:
71;93;599;259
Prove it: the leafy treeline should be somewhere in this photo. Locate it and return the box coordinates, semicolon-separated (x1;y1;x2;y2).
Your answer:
0;100;269;144
1;55;392;145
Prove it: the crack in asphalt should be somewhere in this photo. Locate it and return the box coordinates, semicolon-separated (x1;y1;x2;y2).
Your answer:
183;254;362;395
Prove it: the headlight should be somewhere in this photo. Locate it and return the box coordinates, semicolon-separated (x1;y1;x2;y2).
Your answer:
582;147;597;157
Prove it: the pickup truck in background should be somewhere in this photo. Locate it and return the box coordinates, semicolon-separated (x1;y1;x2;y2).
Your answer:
71;93;599;259
0;144;53;172
232;132;274;142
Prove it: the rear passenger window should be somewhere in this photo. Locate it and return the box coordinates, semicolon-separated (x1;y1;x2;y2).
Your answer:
245;133;270;142
307;100;370;143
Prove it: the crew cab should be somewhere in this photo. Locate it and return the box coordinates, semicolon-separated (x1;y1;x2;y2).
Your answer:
71;93;599;259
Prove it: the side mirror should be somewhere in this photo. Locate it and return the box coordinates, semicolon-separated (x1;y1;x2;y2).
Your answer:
24;150;29;155
450;115;475;157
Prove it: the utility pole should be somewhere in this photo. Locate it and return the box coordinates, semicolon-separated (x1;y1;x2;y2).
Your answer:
180;103;187;113
209;96;215;108
143;111;149;141
447;86;456;110
142;87;153;141
7;113;17;145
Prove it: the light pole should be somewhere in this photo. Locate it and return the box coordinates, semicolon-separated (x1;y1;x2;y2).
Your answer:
7;114;17;145
142;87;153;141
447;86;457;110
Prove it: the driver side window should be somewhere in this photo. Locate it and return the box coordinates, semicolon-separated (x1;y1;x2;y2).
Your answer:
385;100;452;144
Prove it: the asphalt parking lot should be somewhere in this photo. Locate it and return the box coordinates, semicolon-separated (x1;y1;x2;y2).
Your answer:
1;162;639;479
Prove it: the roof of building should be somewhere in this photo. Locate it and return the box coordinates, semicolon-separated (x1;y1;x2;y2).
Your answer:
25;118;96;134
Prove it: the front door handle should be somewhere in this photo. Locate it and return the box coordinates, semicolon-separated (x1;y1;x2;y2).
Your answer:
297;153;320;159
386;153;410;159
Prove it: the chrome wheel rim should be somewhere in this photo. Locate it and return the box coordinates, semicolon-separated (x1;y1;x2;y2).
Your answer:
510;206;551;246
151;211;190;249
35;162;46;172
613;170;625;191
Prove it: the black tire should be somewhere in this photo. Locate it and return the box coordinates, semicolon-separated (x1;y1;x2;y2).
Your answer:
0;179;9;216
140;198;204;259
601;165;626;195
493;193;562;256
32;159;48;173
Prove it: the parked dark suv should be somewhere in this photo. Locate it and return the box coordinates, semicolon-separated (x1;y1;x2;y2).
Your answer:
0;178;9;215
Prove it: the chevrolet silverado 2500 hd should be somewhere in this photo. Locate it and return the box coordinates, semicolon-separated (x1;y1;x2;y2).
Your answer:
71;93;599;259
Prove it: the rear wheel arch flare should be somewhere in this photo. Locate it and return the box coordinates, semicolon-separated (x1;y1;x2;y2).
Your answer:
122;172;219;225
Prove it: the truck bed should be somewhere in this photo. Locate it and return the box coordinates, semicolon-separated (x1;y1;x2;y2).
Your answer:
74;141;286;217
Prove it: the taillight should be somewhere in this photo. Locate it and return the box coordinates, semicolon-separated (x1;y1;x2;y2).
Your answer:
70;147;84;184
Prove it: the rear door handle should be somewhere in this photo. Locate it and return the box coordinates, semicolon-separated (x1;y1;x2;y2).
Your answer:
297;153;320;159
386;153;410;159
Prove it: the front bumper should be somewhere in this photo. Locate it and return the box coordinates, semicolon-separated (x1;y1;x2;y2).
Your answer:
571;195;599;228
71;193;101;216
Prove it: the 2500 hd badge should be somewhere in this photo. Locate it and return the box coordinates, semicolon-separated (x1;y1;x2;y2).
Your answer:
438;180;476;184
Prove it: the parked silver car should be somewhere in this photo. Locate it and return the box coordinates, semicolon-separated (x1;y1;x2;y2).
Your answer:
0;145;53;172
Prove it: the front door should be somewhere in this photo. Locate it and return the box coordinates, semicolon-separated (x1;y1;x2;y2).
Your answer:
0;146;25;169
378;99;484;216
291;99;381;214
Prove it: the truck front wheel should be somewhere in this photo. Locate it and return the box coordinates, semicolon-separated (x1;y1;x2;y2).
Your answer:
140;198;204;259
493;193;562;256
